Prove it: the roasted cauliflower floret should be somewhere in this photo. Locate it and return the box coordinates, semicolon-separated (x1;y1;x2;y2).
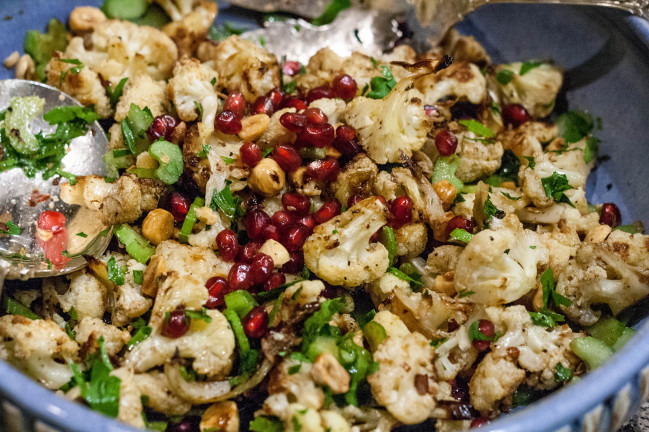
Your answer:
114;74;168;122
499;121;557;157
308;98;347;125
468;349;526;413
303;197;389;288
425;245;464;275
103;253;152;326
389;167;446;235
111;367;145;428
416;62;486;106
167;57;219;126
54;270;108;320
394;222;427;258
134;371;192;416
367;332;438;424
75;317;130;356
454;216;549;305
330;154;378;206
295;48;344;92
455;133;504;183
162;1;217;57
0;315;79;389
153;0;194;21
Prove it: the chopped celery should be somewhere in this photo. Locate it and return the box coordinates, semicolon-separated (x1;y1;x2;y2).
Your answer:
304;336;339;361
178;197;205;244
4;97;45;155
225;290;259;319
24;19;68;80
133;4;171;28
570;336;614;369
5;297;40;320
612;327;636;352
113;224;155;264
148;140;183;185
363;321;387;352
587;317;626;347
431;156;463;191
101;0;148;20
380;226;396;264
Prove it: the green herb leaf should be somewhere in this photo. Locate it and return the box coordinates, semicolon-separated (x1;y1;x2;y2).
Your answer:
126;317;151;348
69;307;78;321
449;228;473;244
221;156;236;165
107;256;126;286
468;321;492;342
496;69;514;85
107;78;128;109
210;182;245;221
366;66;397;99
519;61;543;76
288;364;301;375
432;155;464;191
4;297;40;320
262;147;273;157
197;144;211;159
554;363;572;383
524;156;536;169
132;270;143;284
0;221;21;235
311;0;351;26
249;416;284;432
584;136;599;163
483;196;502;226
459;119;494;138
76;232;88;238
557;111;594;144
540;268;572;309
65;322;76;340
194;101;204;118
501;192;522;200
459;290;475;298
23;19;68;81
43;105;99;124
386;267;423;286
529;310;565;328
208;22;245;41
541;172;574;207
613;224;640;234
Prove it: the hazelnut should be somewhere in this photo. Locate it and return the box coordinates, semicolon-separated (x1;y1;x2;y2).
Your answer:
247;158;285;197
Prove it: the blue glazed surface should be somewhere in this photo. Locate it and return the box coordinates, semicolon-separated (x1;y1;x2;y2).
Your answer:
1;2;649;432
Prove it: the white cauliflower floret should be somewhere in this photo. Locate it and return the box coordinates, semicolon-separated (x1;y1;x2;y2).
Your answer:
295;48;344;92
114;74;168;122
308;98;347;126
0;315;79;389
104;254;151;326
371;311;410;340
162;1;217;56
606;230;649;268
368;272;410;303
268;359;324;410
367;332;438;424
167;57;219;126
455;133;504;183
56;270;108;320
153;0;194;21
330;153;378;207
416;62;486;105
425;245;464;275
492;62;563;118
454;215;549;305
433;322;478;381
303;197;389;288
394;222;427;258
134;371;192;416
111;367;145;428
75;317;130;356
469;349;526;413
207;35;280;102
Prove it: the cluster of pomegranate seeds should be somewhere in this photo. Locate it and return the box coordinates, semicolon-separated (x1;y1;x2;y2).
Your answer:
501;103;531;128
282;192;311;214
390;195;414;227
162;306;189;338
264;272;286;291
306;157;340;181
306;85;335;103
314;200;342;224
445;216;475;240
283;60;302;77
205;277;230;309
272;144;303;171
435;129;459;156
146;114;179;142
242;305;269;338
223;91;246;119
600;202;622;228
215;111;242;135
169;191;191;223
216;229;239;262
332;74;358;100
240;141;262;167
472;319;495;351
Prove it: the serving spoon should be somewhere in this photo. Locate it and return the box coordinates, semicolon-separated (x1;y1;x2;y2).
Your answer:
0;79;111;285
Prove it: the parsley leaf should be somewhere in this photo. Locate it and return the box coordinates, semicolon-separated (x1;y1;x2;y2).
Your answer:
185;307;213;323
554;363;572;383
366;66;396;99
197;144;211;159
194;101;203;118
529;310;565;328
584;136;599;163
541;172;575;207
483;196;502;226
501;192;522;200
43;105;99;124
107;256;126;286
541;268;572;309
496;69;514;85
386;267;423;287
0;221;21;235
449;228;473;244
556;111;593;144
459;119;494;138
107;78;128;109
288;364;301;375
4;297;40;320
126;317;152;348
524;156;536;168
249;417;283;432
459;290;475;298
210;181;245;221
468;321;494;342
520;61;543;76
311;0;351;26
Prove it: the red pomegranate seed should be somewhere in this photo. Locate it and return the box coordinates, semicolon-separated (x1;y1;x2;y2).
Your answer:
332;74;357;100
228;263;253;291
169;420;193;432
435;130;458;156
304;107;328;124
223;91;246;119
282;192;311;215
162;306;189;338
473;339;491;352
262;224;281;242
306;157;340;181
36;211;68;266
470;418;491;428
299;123;335;148
169;192;191;223
445;216;475;240
238;241;262;264
215;111;242;135
216;229;239;262
264;272;286;291
370;230;380;242
306;85;335;104
205;277;230;309
240;141;262;167
245;209;271;240
250;253;274;284
283;60;302;77
314;200;341;224
281;251;304;273
283;224;311;251
448;318;459;332
333;125;361;156
242;305;269;338
321;283;338;299
267;88;284;107
146;115;179;142
347;195;364;207
295;214;316;232
272;210;295;229
281;97;308;111
272;144;302;172
251;96;274;116
502;103;530;128
376;196;387;206
472;319;495;352
279;112;307;132
336;124;356;141
391;195;413;226
37;210;66;232
600;203;622;228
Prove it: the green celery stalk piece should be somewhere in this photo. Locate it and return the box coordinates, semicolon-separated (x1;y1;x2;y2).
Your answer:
5;297;41;320
149;140;183;185
224;290;259;319
304;335;340;362
3;97;45;155
101;0;148;20
431;156;464;191
113;224;155;264
133;4;171;28
587;317;626;347
612;327;636;352
178;197;205;243
363;321;387;352
23;19;68;80
570;336;614;369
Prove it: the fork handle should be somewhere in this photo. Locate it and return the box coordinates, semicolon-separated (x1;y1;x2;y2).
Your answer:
488;0;649;19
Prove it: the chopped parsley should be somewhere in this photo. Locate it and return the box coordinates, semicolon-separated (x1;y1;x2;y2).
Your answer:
288;364;301;375
210;181;245;221
541;172;575;207
468;321;498;342
541;268;572;309
496;69;514;85
194;101;204;118
386;267;423;287
449;228;473;244
459;119;494;138
501;192;522;201
249;416;283;432
311;0;351;26
366;66;396;99
126;317;152;348
584;136;599;163
430;337;448;347
107;256;126;286
107;78;128;109
459;290;475;298
524;156;536;169
0;221;21;235
554;363;572;383
556;110;593;144
520;60;543;76
185;307;212;323
483;196;503;227
197;144;211;159
4;297;40;320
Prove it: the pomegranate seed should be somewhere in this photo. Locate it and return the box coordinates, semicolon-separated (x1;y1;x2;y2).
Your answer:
169;419;193;432
262;224;281;242
281;251;304;273
306;157;340;181
272;145;302;172
283;60;302;77
228;263;254;291
272;210;295;229
451;378;470;404
279;112;307;132
435;130;458;156
245;209;271;240
282;192;311;215
347;195;364;207
390;195;413;226
37;211;68;266
336;124;356;141
216;229;239;262
264;272;286;291
306;85;335;103
299;123;335;148
304;107;328;124
205;277;230;309
242;305;269;338
321;283;338;299
281;97;308;111
448;319;459;332
146;115;178;142
445;216;475;240
223;91;246;119
37;210;66;231
238;241;262;263
283;224;311;251
240;141;262;167
162;306;189;338
376;196;387;206
472;319;495;352
169;191;191;223
295;214;316;232
502;103;530;128
215;111;242;135
333;125;361;156
370;230;380;242
473;339;491;352
424;105;439;117
250;253;274;284
600;203;622;228
470;418;491;428
251;96;274;116
314;200;341;224
266;88;284;107
332;74;357;100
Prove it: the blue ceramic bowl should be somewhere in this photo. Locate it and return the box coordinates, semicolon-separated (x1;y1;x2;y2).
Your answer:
1;2;649;431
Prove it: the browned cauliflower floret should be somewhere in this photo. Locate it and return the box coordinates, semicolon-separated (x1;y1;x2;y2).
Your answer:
295;48;344;92
499;121;557;157
330;154;378;207
469;349;526;413
114;74;168;122
394;222;427;258
390;167;446;235
303;197;389;288
425;245;464;275
134;371;192;416
416;61;486;106
153;0;194;21
0;315;79;389
257;107;298;150
162;1;217;57
308;98;347;125
167;57;219;125
439;30;491;64
46;270;109;320
111;367;145;428
454;133;504;183
75;317;130;356
100;253;152;326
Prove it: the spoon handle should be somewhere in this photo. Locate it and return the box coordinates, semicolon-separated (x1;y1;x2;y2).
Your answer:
488;0;649;18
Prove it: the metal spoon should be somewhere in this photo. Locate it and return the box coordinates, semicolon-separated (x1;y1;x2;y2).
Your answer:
0;79;111;282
